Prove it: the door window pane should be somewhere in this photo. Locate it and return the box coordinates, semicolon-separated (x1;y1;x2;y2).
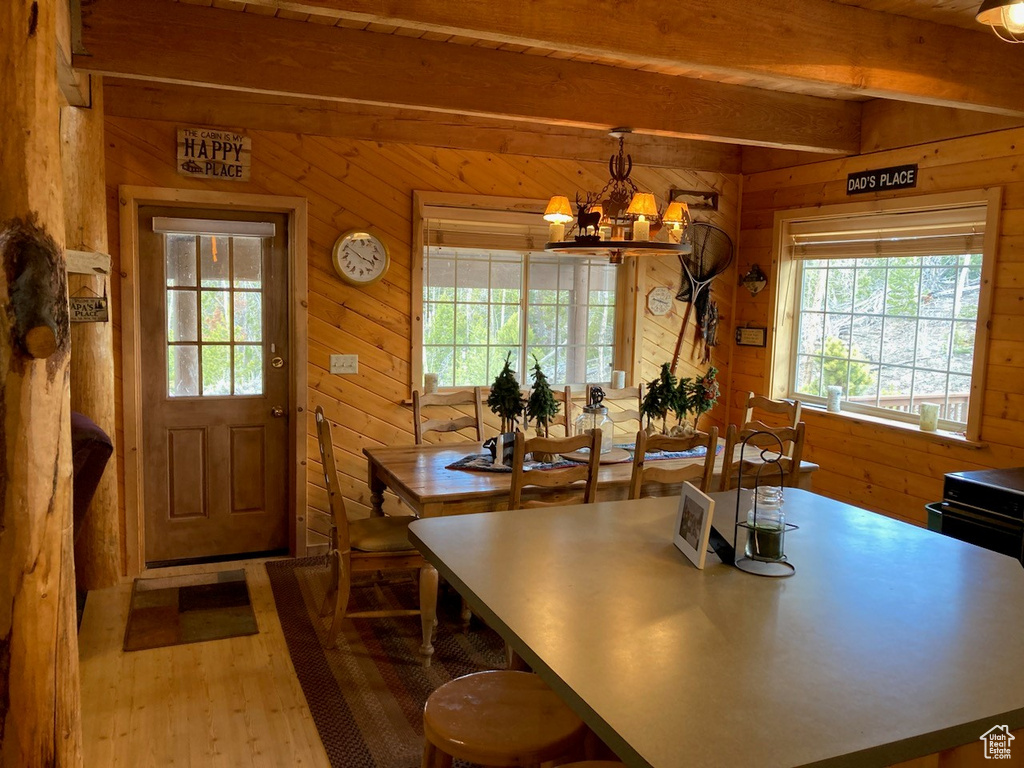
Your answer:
166;235;197;287
233;292;262;342
233;237;262;289
234;346;263;395
200;236;230;288
167;290;198;343
201;291;231;342
202;345;231;396
168;345;199;397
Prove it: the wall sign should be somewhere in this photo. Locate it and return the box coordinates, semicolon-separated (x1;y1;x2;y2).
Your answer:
735;326;767;347
69;295;109;323
177;127;251;181
847;164;918;195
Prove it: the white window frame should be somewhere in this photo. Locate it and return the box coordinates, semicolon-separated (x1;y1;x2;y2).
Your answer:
411;191;634;393
766;189;1002;442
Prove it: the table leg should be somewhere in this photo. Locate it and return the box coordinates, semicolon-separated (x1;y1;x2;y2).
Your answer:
368;461;386;517
419;564;439;665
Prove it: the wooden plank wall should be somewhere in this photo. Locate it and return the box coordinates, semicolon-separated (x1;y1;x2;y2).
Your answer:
736;127;1024;525
102;112;738;558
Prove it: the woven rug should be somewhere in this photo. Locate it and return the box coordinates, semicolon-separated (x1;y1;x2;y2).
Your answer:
266;557;506;768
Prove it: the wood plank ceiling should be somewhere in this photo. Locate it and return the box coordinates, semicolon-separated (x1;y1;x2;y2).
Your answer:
74;0;1022;172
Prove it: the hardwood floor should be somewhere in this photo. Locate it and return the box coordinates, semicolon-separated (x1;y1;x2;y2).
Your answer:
78;559;330;768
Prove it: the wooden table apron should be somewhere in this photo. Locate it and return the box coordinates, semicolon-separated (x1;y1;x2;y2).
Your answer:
364;443;818;518
408;489;1024;768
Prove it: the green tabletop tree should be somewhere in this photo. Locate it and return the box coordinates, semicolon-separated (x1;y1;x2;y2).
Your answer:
526;356;560;438
640;363;679;435
487;352;525;433
690;366;720;430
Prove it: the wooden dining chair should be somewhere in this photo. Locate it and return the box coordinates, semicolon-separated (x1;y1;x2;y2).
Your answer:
314;406;438;665
587;384;644;441
413;387;485;444
719;421;806;491
628;427;719;499
509;430;603;509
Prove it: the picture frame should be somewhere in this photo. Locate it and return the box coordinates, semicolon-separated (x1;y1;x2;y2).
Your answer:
673;482;716;569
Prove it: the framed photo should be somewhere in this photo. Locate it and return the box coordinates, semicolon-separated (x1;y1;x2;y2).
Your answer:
673;482;716;569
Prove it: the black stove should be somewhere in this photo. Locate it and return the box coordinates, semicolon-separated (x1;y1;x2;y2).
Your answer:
927;467;1024;564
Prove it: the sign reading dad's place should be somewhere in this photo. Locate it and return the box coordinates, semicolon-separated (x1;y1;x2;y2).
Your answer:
177;127;251;181
847;164;918;195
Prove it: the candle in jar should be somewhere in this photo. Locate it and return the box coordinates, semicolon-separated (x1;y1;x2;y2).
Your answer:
424;373;439;394
633;216;650;241
611;370;626;390
548;221;566;242
919;402;939;431
826;386;842;412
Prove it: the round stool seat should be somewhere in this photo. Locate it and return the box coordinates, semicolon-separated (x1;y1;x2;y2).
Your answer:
423;670;586;766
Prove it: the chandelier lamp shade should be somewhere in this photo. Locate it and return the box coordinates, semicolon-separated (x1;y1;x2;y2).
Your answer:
544;129;692;264
977;0;1024;41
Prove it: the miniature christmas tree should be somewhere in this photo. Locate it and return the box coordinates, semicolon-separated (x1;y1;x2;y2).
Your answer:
640;363;679;434
487;352;525;433
526;357;561;437
690;367;720;429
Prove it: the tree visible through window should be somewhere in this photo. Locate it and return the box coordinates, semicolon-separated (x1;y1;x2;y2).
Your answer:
423;247;616;387
794;254;981;426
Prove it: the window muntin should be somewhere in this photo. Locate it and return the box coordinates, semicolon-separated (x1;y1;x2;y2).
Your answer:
423;246;616;387
792;253;981;428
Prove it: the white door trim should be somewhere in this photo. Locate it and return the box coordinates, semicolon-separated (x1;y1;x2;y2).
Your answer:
119;186;309;576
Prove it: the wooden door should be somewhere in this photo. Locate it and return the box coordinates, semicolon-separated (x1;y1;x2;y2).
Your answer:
139;206;290;565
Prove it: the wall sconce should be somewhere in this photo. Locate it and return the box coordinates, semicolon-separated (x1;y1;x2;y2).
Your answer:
741;264;768;295
977;0;1024;42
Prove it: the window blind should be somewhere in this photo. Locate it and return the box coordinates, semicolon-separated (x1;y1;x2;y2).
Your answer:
422;203;549;253
786;205;986;260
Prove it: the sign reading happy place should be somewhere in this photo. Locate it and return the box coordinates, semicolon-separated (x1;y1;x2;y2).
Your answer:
177;127;251;181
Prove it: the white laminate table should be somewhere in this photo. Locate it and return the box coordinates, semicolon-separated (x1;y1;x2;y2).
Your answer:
408;488;1024;768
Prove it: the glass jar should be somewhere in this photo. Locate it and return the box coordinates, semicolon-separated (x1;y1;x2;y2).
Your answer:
745;486;786;561
574;403;613;454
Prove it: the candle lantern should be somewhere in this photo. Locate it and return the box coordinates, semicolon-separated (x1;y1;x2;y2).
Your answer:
733;431;798;577
574;386;614;453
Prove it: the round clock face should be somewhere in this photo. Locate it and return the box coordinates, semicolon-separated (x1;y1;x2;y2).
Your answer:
647;286;674;316
332;230;389;285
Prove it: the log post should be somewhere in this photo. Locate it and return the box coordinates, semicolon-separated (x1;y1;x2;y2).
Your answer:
0;0;83;766
61;77;122;590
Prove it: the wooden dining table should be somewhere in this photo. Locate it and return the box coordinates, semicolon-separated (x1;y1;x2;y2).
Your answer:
364;442;818;518
408;489;1024;768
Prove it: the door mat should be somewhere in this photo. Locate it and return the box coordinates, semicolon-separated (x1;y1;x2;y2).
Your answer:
123;568;259;651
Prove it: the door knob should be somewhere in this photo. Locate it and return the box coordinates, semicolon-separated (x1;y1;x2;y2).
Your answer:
271;356;285;368
271;406;285;417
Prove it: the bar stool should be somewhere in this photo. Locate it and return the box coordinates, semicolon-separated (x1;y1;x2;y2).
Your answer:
421;670;587;767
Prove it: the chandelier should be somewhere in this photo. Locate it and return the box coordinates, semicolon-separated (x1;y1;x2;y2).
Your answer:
542;129;691;264
977;0;1024;41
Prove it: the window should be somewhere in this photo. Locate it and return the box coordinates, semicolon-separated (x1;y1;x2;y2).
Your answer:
771;192;999;438
417;197;619;388
155;217;275;398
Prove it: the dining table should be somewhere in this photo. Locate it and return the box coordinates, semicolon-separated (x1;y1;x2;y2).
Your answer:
364;441;818;518
408;488;1024;768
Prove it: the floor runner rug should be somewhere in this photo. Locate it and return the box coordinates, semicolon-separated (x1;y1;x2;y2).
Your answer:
266;557;506;768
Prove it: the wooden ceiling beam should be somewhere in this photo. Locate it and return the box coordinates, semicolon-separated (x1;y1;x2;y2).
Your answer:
239;0;1024;117
75;0;860;153
102;79;742;173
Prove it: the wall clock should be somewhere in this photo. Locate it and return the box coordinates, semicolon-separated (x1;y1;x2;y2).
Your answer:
647;285;674;316
332;229;390;286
